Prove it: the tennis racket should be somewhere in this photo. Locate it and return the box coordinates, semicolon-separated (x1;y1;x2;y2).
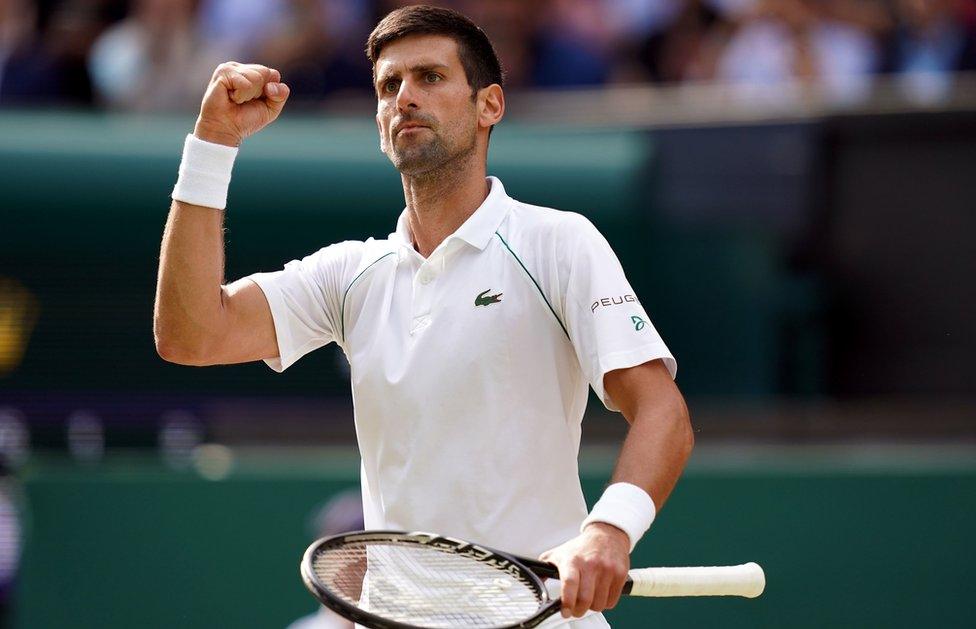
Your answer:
300;530;765;629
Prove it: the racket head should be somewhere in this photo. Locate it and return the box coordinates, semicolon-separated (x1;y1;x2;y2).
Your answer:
300;530;560;629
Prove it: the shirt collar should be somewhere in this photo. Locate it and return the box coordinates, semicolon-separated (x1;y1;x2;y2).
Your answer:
391;176;511;253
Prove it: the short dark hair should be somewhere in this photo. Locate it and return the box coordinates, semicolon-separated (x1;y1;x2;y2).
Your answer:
366;5;504;92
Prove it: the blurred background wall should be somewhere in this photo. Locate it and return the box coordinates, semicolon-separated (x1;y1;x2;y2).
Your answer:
1;0;975;628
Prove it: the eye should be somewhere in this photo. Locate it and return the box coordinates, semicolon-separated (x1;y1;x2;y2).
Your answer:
424;73;442;84
383;79;399;93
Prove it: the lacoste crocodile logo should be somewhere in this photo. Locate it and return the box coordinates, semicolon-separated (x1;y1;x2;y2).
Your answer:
475;289;503;307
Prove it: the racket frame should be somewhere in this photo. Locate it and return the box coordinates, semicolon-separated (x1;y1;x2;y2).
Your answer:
300;530;562;629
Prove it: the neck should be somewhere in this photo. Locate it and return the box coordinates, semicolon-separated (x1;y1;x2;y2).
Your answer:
401;150;489;258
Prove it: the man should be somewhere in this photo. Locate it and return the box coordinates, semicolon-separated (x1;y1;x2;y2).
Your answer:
154;5;693;626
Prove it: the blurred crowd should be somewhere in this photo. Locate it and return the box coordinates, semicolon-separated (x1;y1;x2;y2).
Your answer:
1;0;974;111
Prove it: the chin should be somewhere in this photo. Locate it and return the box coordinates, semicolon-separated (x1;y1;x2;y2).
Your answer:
393;161;437;177
391;148;449;176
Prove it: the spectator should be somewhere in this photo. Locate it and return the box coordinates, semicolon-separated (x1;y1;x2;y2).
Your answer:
0;476;20;629
286;489;364;629
1;0;105;106
0;408;28;629
633;0;733;84
196;0;288;60
88;0;224;111
883;0;976;103
458;0;538;88
533;0;614;87
716;0;883;104
252;0;373;102
0;0;35;103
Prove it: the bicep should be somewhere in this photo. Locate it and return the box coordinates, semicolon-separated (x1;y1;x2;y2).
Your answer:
210;277;279;365
603;359;686;424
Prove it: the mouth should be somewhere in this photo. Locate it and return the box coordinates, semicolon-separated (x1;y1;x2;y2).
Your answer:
394;123;430;137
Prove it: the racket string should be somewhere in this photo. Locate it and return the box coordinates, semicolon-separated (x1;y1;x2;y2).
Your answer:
312;540;543;628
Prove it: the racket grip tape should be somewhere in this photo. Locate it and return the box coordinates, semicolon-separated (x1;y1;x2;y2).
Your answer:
625;563;765;598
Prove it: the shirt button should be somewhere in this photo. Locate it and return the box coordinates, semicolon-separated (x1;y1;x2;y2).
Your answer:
419;271;434;285
410;315;431;335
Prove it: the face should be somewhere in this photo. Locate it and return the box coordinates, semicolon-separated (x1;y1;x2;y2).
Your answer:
374;35;483;176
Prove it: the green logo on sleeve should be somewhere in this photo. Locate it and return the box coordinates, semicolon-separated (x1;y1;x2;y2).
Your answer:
631;315;646;331
475;289;503;307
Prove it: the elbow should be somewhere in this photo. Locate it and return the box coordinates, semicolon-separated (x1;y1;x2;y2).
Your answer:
154;325;214;367
155;338;187;365
155;336;197;366
156;340;213;366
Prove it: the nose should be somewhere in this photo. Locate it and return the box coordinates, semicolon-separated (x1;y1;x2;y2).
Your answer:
395;77;420;112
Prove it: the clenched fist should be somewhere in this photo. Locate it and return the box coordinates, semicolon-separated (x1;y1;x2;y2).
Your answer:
193;62;291;147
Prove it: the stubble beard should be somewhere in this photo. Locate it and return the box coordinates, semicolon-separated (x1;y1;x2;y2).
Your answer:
389;126;477;183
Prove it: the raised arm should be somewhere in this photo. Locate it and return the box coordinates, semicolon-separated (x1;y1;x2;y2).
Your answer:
153;62;290;366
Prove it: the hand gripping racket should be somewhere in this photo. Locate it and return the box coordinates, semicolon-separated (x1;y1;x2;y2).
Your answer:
300;531;765;629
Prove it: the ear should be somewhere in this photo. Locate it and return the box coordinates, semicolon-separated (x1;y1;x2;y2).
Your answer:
477;84;505;131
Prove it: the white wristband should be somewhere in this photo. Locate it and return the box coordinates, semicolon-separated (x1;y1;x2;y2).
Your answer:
171;134;239;210
580;482;656;552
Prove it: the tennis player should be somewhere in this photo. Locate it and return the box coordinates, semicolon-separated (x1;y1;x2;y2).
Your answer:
154;5;693;626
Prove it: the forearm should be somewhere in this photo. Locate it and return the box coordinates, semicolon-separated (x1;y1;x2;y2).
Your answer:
610;390;693;509
153;200;228;362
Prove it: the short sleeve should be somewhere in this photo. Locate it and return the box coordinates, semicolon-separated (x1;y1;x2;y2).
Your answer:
560;216;676;411
246;240;364;372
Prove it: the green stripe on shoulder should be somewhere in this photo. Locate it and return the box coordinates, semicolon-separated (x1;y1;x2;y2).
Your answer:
494;231;570;339
341;251;396;342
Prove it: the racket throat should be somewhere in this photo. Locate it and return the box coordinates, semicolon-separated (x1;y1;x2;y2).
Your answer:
513;556;560;581
520;598;564;629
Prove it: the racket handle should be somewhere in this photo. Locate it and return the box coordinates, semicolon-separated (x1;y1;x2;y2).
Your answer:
625;563;765;598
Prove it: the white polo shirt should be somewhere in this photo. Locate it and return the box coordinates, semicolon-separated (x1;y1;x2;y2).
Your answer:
248;176;675;559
